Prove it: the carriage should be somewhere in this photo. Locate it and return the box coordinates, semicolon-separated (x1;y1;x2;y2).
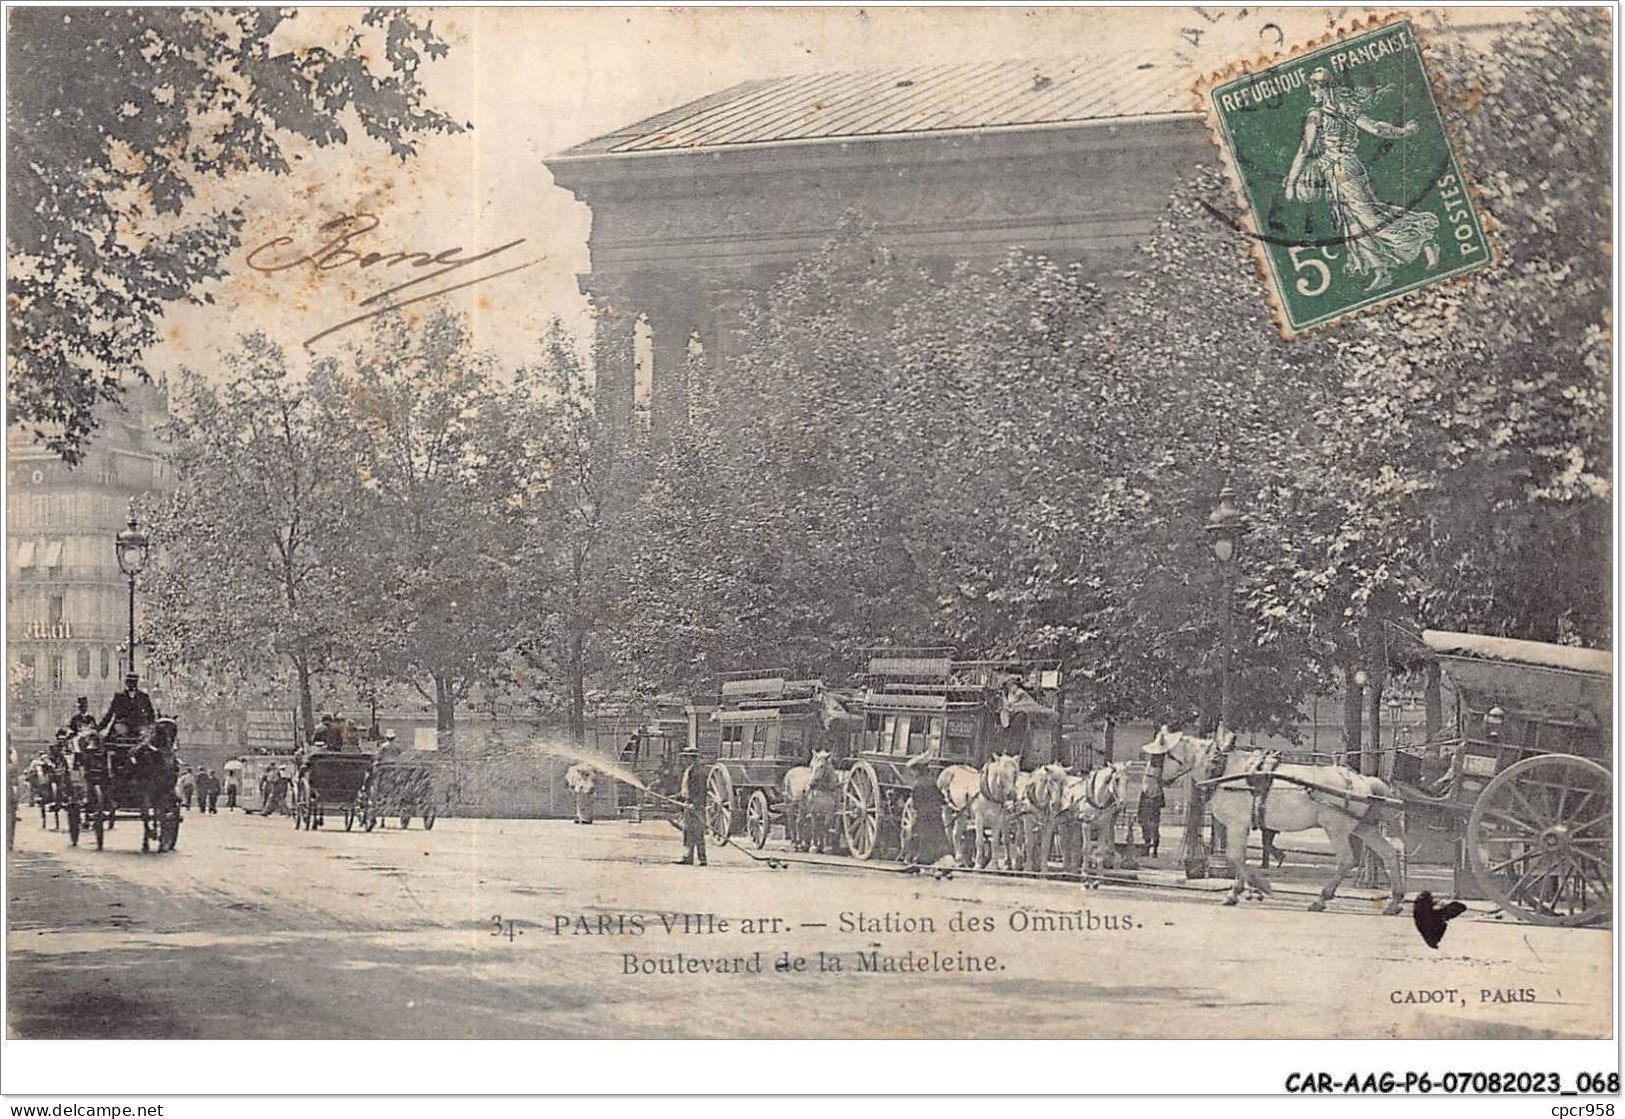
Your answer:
590;696;716;817
72;718;184;852
837;651;1061;861
361;755;443;830
702;674;853;849
1397;630;1612;927
291;750;376;832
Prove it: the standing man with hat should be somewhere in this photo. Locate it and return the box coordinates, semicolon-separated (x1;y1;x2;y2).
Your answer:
674;748;708;866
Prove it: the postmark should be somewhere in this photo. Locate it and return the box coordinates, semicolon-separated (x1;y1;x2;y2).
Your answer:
1198;18;1491;337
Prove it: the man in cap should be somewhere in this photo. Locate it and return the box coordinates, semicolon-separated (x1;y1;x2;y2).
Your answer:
98;674;157;741
674;748;708;866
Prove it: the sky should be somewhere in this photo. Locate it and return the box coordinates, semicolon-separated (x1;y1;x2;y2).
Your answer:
145;5;1518;382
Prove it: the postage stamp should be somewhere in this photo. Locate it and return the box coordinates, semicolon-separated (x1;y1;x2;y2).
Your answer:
1199;19;1491;336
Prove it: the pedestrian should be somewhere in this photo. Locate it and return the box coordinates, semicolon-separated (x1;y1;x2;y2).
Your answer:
673;748;707;866
179;767;196;810
204;769;220;813
259;770;271;813
225;771;239;811
565;762;597;824
1137;773;1165;859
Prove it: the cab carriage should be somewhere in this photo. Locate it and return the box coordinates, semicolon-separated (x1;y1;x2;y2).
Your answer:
703;673;856;850
837;649;1061;861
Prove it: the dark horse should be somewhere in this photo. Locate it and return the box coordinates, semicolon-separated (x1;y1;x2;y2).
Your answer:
77;719;182;853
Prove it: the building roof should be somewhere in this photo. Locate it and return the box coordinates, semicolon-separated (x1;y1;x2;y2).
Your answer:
555;55;1198;159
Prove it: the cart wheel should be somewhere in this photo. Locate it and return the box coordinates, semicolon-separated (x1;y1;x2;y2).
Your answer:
400;816;411;829
705;764;736;843
1467;754;1611;927
746;790;771;849
344;805;356;832
67;803;81;847
422;807;436;831
840;760;884;860
363;804;377;832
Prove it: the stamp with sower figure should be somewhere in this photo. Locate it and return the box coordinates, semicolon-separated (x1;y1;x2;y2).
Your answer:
1199;18;1490;337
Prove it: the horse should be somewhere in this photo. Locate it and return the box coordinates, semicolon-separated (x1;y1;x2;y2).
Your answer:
937;753;1022;868
25;756;60;828
1058;764;1128;874
1007;763;1070;871
80;722;181;853
1147;726;1405;915
781;750;839;853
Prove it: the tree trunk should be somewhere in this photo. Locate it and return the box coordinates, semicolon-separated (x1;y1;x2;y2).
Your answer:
567;627;587;746
1103;718;1115;766
1365;656;1387;778
1424;661;1443;739
1341;663;1363;770
292;656;315;745
433;675;457;738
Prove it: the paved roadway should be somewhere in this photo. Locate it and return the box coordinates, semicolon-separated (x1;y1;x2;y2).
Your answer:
5;807;1611;1039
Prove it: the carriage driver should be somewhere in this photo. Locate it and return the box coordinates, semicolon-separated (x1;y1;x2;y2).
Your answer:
98;674;157;742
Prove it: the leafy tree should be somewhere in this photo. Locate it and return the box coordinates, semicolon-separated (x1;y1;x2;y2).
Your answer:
314;311;531;739
7;7;461;462
145;335;350;738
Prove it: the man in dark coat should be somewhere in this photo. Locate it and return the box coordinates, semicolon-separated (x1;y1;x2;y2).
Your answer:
675;749;707;866
224;770;239;811
98;674;156;740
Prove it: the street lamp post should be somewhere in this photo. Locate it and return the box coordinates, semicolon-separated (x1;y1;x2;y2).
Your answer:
114;506;150;675
1184;484;1251;880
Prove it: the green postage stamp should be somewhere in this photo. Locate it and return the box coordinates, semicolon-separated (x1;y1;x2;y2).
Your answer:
1200;19;1490;336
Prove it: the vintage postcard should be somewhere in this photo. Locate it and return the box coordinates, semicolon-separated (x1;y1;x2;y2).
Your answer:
2;3;1614;1086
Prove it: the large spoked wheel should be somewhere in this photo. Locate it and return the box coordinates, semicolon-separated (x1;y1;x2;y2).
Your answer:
840;760;884;861
362;800;378;832
746;790;771;850
344;803;357;832
705;764;736;843
1467;755;1611;927
422;805;436;830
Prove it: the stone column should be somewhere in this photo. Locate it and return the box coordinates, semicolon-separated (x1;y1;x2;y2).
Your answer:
644;295;705;434
581;274;637;433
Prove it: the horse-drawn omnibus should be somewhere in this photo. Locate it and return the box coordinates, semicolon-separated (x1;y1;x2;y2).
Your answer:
590;696;716;817
703;674;855;850
1401;630;1612;927
837;650;1062;861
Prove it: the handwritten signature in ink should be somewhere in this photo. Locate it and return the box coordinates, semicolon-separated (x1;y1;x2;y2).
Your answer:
245;212;541;347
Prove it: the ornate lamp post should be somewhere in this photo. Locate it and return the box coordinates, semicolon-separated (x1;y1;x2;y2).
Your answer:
1185;485;1251;879
114;506;150;675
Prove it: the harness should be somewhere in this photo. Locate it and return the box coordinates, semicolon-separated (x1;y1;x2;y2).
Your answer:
1238;751;1283;830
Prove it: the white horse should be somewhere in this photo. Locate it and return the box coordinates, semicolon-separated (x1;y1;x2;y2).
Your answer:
1058;764;1127;874
937;753;1022;868
781;750;839;853
1147;727;1406;915
1007;763;1071;871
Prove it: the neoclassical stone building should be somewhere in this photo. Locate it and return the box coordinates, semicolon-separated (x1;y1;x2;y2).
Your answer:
546;55;1211;429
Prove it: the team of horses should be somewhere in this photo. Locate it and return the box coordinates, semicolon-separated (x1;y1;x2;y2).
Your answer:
769;732;1407;915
